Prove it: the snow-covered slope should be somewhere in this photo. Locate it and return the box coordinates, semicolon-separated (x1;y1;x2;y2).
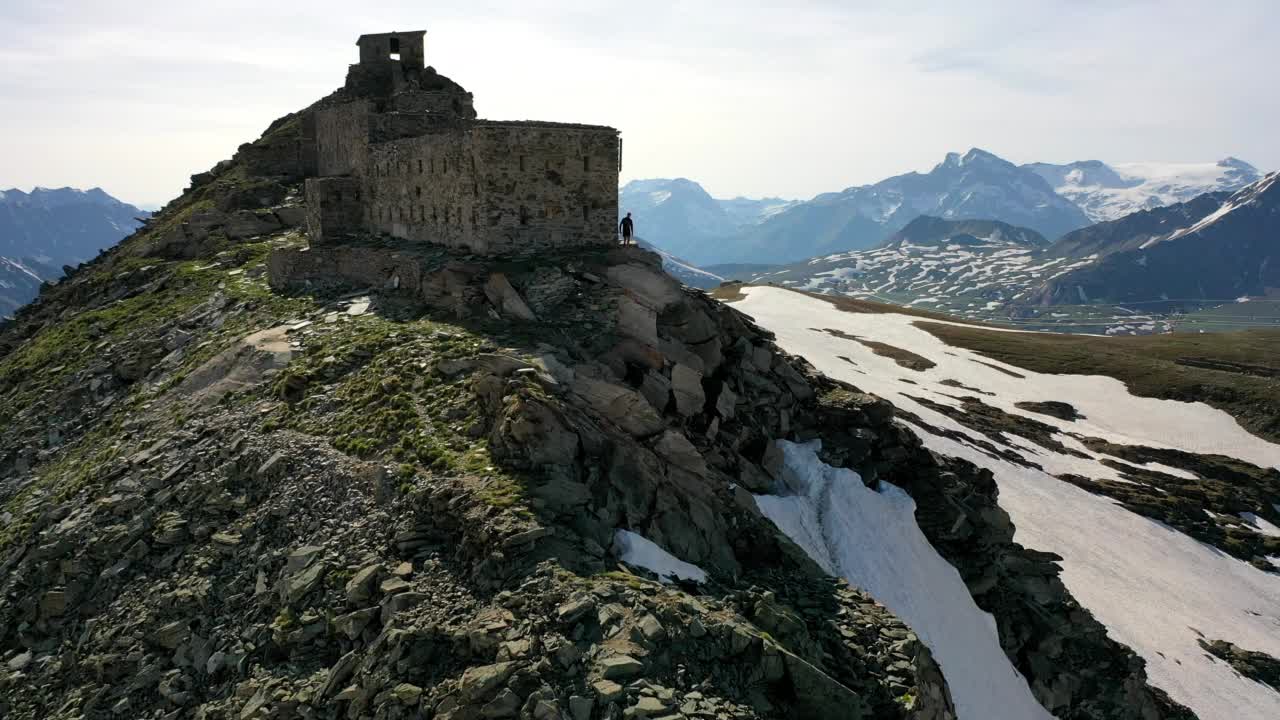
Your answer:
1026;157;1262;223
1037;172;1280;306
732;286;1280;720
756;439;1053;720
0;256;53;317
635;239;725;289
748;216;1091;319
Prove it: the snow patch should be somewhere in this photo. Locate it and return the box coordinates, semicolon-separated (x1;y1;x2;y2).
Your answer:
613;529;708;584
734;286;1280;720
1238;512;1280;538
755;439;1052;720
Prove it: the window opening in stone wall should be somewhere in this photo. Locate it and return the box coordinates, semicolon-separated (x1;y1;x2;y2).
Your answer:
443;158;449;173
389;37;401;61
430;159;435;174
583;156;590;172
415;186;422;198
519;206;529;225
583;205;589;221
519;156;526;172
473;183;478;196
418;159;423;173
432;206;438;223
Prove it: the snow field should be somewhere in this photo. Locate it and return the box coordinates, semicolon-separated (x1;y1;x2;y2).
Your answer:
755;440;1054;720
735;286;1280;720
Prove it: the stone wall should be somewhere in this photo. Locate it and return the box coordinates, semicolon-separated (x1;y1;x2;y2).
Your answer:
472;123;620;253
310;59;620;256
365;130;482;251
368;112;463;144
353;122;620;255
314;101;371;177
356;31;426;68
305;177;364;246
391;91;477;119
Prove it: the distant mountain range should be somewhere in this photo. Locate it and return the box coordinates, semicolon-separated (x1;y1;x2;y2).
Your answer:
618;178;798;266
746;171;1280;330
623;150;1265;268
1037;172;1280;307
1025;157;1262;223
0;187;146;315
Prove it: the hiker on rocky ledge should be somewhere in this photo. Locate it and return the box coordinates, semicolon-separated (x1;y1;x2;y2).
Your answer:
619;212;634;245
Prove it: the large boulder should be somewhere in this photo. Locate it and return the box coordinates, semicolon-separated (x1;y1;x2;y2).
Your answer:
571;376;664;438
607;263;684;312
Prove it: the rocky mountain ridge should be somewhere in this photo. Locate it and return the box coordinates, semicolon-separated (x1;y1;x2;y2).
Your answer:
0;103;1192;719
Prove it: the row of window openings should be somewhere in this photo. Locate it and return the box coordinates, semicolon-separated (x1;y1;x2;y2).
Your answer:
370;205;474;226
375;155;595;176
370;204;593;225
377;158;464;176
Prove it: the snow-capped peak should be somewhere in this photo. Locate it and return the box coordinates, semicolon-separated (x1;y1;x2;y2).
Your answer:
1153;171;1280;246
1028;157;1264;222
940;148;1005;170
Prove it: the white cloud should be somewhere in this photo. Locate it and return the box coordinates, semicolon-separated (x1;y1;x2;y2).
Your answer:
0;0;1275;206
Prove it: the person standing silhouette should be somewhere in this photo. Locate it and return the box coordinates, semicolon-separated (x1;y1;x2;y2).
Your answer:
619;212;634;245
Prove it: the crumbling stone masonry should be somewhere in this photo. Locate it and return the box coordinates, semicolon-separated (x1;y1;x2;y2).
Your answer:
305;30;621;255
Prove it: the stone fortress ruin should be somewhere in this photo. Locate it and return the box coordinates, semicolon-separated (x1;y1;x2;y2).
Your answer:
304;30;622;255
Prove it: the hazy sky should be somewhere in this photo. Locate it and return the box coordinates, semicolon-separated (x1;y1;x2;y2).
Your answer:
1;0;1276;207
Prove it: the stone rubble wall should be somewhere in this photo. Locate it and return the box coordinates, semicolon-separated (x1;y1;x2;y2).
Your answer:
390;90;477;118
311;116;620;254
471;123;620;253
314;101;371;177
304;178;364;246
364;130;482;251
307;88;619;255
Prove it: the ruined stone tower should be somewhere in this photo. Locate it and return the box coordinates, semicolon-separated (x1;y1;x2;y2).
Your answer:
304;30;621;255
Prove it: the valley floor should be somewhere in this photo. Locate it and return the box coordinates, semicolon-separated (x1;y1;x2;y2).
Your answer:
730;286;1280;720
